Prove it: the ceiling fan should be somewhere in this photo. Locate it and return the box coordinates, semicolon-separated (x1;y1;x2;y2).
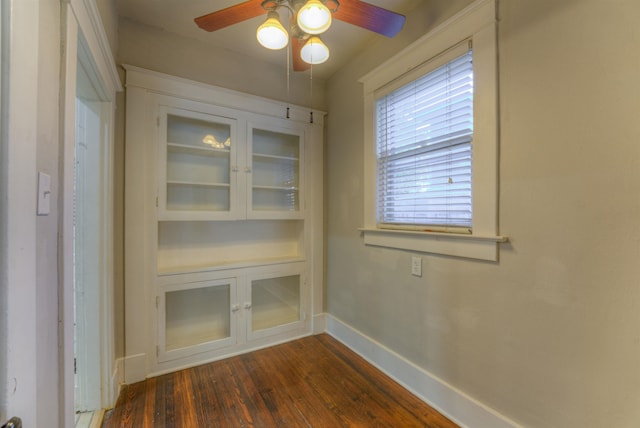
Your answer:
194;0;406;71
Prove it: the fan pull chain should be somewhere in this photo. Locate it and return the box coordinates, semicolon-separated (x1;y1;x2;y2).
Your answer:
285;10;291;120
309;63;314;123
286;47;291;118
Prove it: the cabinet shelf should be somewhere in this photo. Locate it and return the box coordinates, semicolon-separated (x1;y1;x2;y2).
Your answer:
253;153;299;161
253;185;299;191
167;180;230;189
168;142;230;157
158;256;306;276
157;219;304;274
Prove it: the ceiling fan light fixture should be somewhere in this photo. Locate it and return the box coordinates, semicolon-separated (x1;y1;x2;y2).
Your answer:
256;11;289;50
297;0;332;35
300;36;330;64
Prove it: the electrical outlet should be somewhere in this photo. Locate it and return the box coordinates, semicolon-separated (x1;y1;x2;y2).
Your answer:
411;256;422;277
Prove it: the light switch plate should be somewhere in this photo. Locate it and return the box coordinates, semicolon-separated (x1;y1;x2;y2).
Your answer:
411;256;422;277
37;172;51;216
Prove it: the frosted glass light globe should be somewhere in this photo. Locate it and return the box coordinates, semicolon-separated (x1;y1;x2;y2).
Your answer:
300;36;330;64
297;0;332;35
257;12;289;50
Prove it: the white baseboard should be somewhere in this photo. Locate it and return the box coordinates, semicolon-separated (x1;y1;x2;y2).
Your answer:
109;357;125;407
122;353;147;384
324;315;519;428
313;313;326;334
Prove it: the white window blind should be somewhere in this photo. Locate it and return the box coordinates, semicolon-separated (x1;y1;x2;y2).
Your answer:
375;49;473;230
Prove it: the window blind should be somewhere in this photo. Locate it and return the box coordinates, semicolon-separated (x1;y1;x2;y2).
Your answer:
375;49;473;229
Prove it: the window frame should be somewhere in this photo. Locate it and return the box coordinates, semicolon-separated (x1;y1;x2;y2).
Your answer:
375;44;474;231
359;0;505;261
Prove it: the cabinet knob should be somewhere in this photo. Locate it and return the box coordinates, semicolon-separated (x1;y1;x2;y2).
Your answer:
244;302;252;309
244;167;252;173
232;165;239;172
231;304;240;312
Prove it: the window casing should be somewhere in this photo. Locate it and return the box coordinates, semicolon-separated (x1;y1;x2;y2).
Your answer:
359;0;505;261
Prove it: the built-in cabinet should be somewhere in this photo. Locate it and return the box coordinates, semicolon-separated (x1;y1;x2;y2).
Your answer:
123;65;324;381
157;265;306;364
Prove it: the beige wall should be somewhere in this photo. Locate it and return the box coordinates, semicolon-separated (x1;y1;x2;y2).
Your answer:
325;0;640;427
96;0;118;60
36;0;62;424
117;17;326;110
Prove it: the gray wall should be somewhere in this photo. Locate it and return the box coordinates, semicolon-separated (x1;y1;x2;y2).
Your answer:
325;0;640;427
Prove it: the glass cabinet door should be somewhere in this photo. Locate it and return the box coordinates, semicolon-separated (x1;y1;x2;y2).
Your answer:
159;107;237;220
159;278;237;362
248;122;304;219
247;272;303;340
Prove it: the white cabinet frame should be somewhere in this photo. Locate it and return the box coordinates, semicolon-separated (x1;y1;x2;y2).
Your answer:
157;277;238;363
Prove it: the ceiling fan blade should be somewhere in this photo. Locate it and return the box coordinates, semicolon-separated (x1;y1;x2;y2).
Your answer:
292;38;311;72
195;0;266;32
333;0;406;37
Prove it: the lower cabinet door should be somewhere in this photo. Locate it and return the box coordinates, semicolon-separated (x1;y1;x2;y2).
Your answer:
158;278;237;362
246;268;305;341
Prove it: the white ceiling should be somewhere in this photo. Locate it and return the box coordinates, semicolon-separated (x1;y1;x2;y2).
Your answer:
116;0;420;79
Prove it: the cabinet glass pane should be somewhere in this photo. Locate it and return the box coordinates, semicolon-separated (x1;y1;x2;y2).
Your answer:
251;275;300;332
166;114;231;212
168;115;231;149
252;129;300;211
167;184;230;212
252;188;298;211
165;284;230;351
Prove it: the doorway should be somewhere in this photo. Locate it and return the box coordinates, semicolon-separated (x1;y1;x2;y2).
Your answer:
74;61;105;415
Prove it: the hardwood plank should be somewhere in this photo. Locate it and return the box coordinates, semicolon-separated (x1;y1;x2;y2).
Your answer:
315;334;457;428
102;334;458;428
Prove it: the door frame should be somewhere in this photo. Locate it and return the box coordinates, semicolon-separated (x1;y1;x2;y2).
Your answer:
61;0;121;425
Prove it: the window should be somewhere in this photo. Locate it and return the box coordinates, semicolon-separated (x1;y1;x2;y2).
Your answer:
359;0;505;261
376;48;473;232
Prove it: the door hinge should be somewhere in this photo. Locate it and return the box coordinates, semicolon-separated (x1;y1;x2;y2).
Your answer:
155;196;159;207
156;345;160;357
74;357;77;374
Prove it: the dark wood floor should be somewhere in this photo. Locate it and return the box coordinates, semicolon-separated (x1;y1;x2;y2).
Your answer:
102;334;458;427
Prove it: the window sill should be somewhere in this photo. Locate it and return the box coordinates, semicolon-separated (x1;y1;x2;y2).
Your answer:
359;228;508;262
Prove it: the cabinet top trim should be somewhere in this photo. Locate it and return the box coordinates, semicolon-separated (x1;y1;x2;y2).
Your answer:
123;64;326;126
